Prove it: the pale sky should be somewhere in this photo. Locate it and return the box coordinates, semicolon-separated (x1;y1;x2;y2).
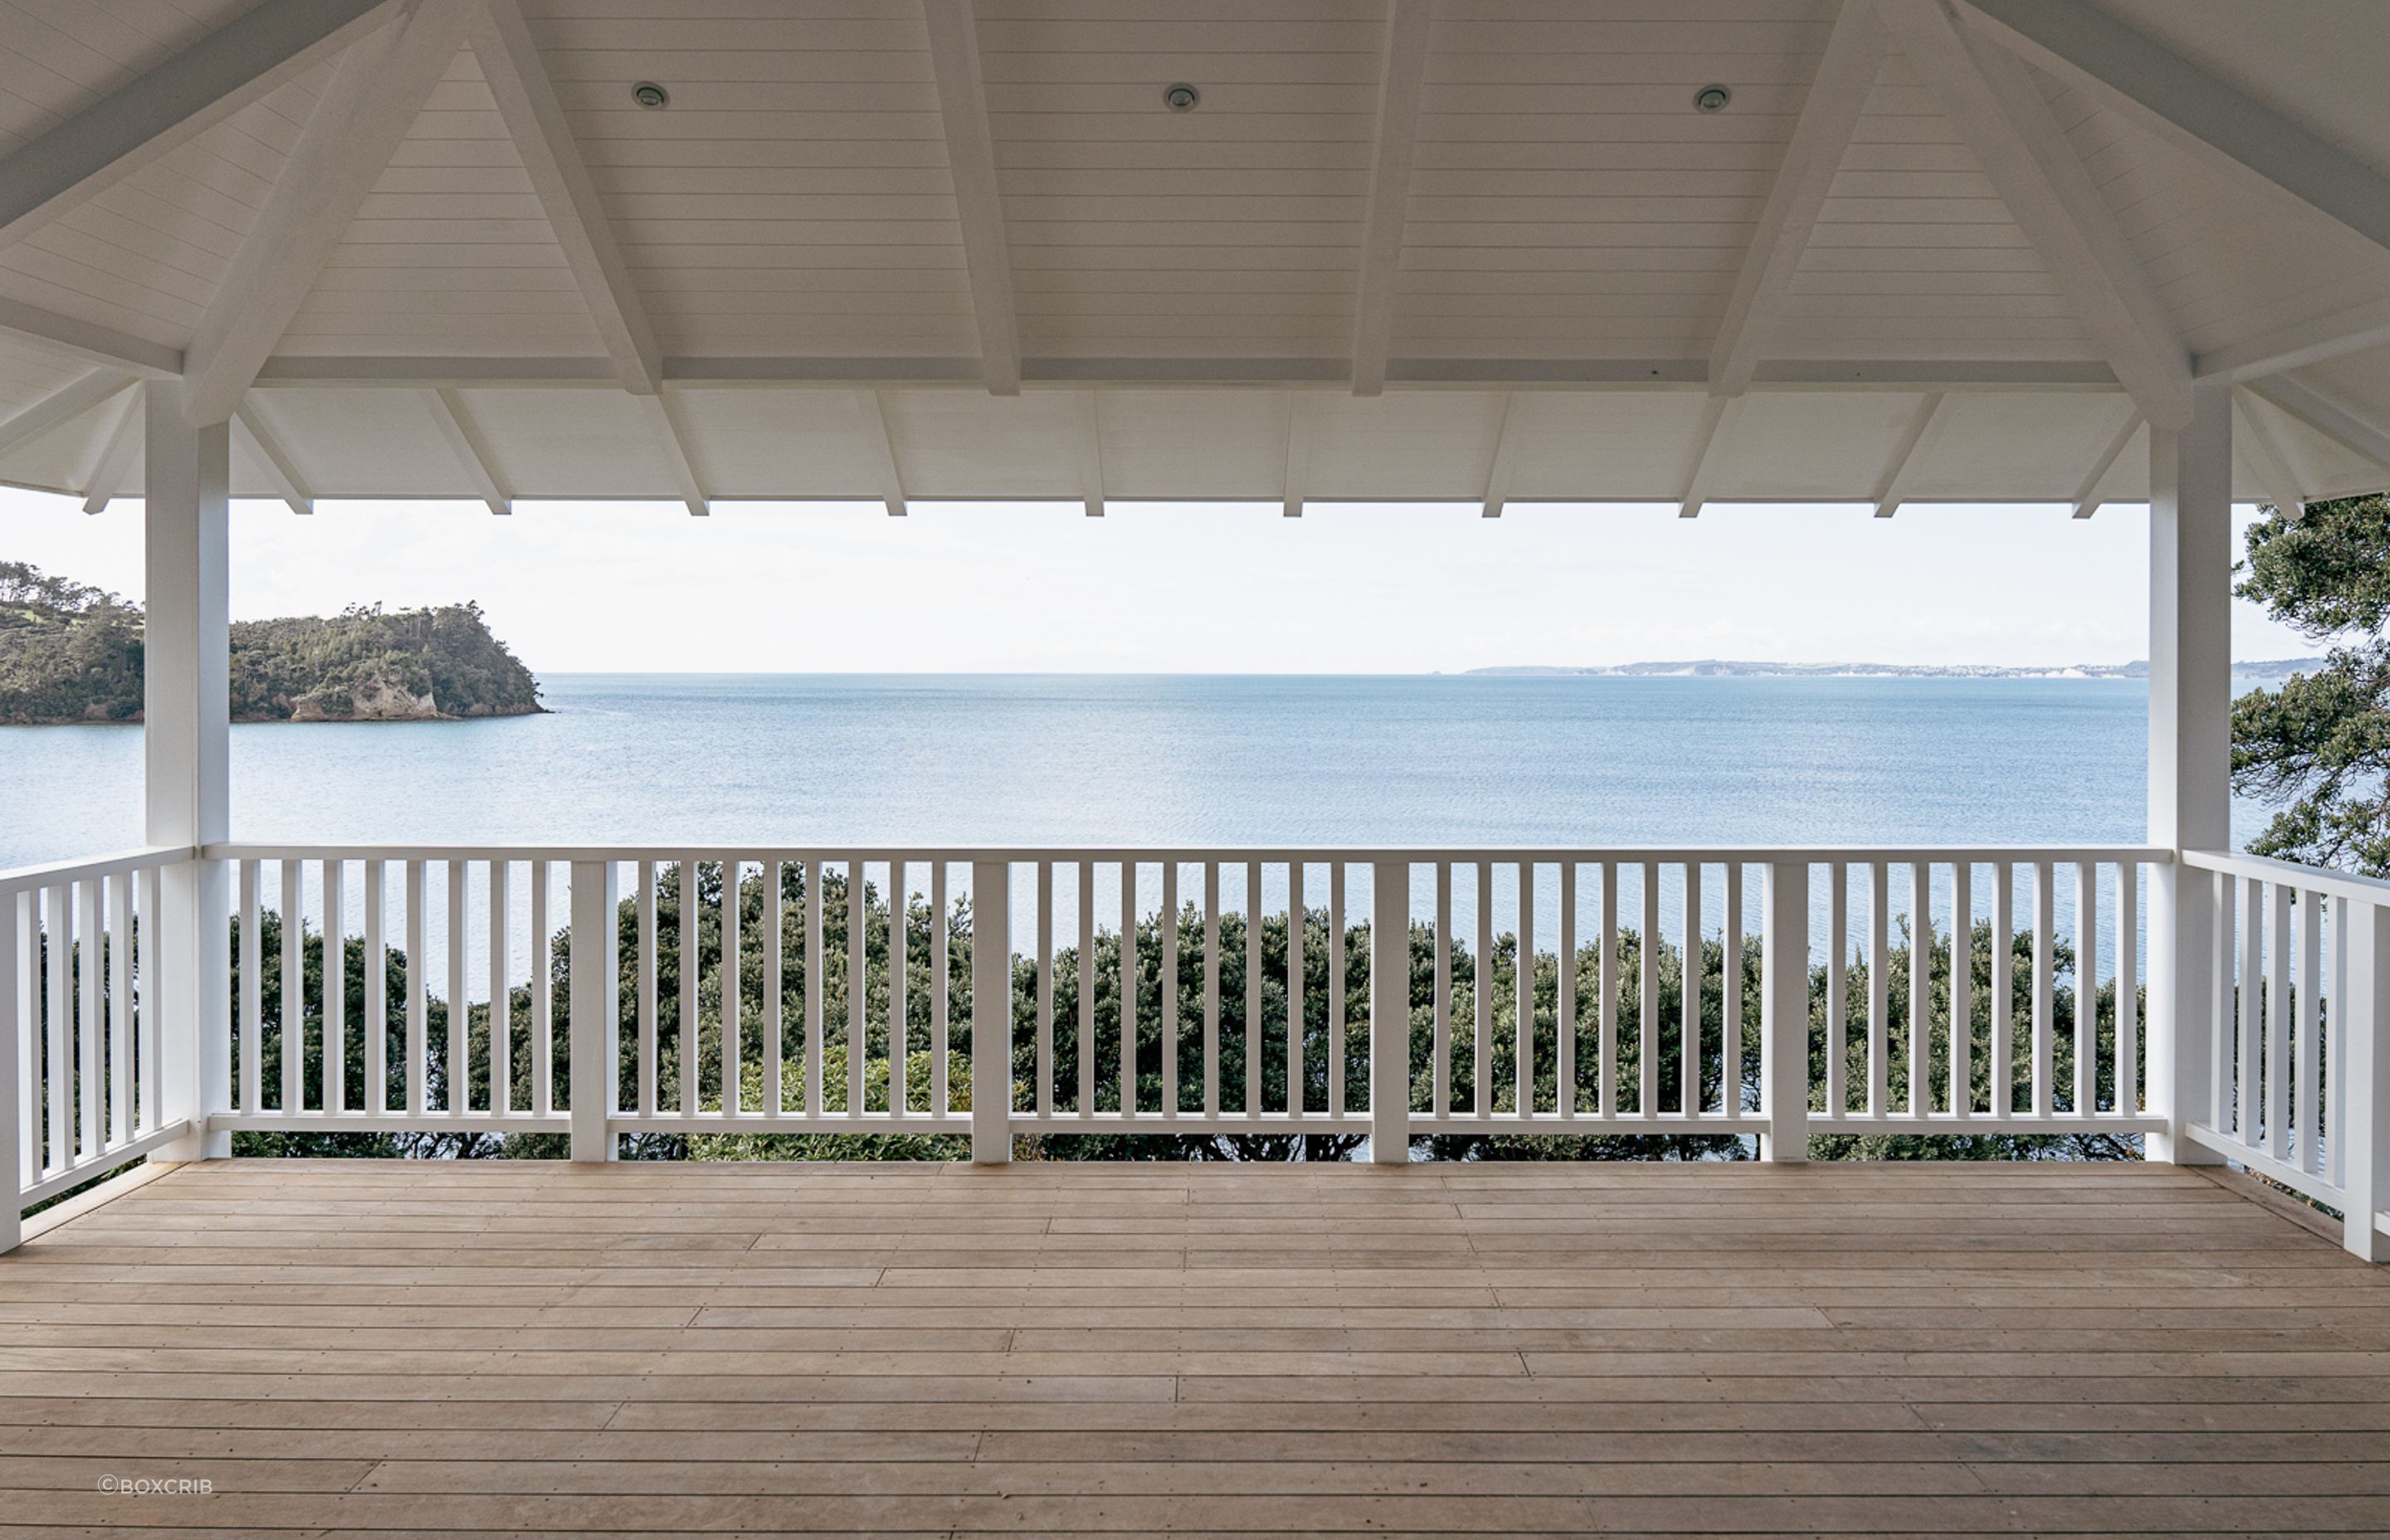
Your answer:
0;485;2314;674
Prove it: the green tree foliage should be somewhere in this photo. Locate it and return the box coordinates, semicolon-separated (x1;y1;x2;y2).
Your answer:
2232;494;2390;875
0;559;541;724
228;863;2137;1164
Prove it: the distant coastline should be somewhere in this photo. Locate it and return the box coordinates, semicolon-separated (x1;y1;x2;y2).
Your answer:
1464;658;2324;680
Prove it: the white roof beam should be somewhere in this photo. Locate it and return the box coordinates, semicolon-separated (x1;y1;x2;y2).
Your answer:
1959;0;2390;260
2194;296;2390;383
233;403;312;515
1711;0;1888;397
2246;374;2390;475
1351;0;1433;397
0;298;180;377
2070;411;2139;518
0;368;133;456
1678;397;1734;519
470;0;661;395
1879;0;2191;430
1871;392;1947;518
853;391;908;518
180;0;481;427
2232;392;2308;520
419;388;509;515
920;0;1020;397
79;385;143;514
1283;394;1317;519
0;0;398;250
1480;394;1521;519
637;394;708;516
1075;392;1105;519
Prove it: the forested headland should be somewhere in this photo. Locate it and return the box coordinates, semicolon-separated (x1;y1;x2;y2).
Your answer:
0;560;542;724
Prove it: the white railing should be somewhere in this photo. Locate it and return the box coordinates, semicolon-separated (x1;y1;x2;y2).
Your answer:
2178;850;2390;1256
0;846;195;1243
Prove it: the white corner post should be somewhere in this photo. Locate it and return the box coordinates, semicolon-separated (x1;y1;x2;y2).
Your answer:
1760;860;1811;1162
2344;900;2390;1259
567;860;619;1161
1369;860;1412;1162
969;860;1012;1163
144;380;232;1162
2145;376;2231;1165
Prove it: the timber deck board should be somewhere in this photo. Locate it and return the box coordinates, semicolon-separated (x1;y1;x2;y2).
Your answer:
0;1158;2385;1536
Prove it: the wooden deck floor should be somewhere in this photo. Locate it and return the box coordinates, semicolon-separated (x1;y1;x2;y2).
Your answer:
0;1158;2386;1537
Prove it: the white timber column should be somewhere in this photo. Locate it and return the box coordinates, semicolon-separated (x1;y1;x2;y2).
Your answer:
2145;375;2231;1165
144;379;232;1161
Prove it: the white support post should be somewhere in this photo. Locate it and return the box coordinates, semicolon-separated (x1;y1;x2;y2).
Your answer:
2342;899;2390;1260
1761;860;1811;1162
567;860;617;1162
144;379;231;1162
0;892;19;1251
2146;376;2231;1165
1369;860;1411;1162
970;860;1012;1163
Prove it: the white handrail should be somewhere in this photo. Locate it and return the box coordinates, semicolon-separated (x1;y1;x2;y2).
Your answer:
0;845;191;898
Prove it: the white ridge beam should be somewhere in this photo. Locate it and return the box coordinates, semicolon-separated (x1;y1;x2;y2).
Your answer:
2246;374;2390;475
637;394;708;516
1959;0;2390;260
1352;0;1433;397
921;0;1020;396
80;385;143;514
0;0;397;250
1871;392;1946;518
1480;393;1522;519
854;390;908;518
1678;397;1734;519
419;388;509;515
180;0;480;426
471;0;661;394
1282;394;1319;519
1712;0;1888;397
1880;0;2191;430
0;369;132;456
1075;392;1105;519
232;403;311;515
0;298;180;376
2233;392;2308;521
2071;411;2139;518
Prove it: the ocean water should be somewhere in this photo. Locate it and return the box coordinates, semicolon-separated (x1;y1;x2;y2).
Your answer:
0;673;2275;985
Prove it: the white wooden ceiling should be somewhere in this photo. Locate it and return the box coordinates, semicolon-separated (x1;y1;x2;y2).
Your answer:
0;0;2387;515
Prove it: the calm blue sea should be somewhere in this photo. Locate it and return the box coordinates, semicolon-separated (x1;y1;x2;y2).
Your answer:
0;673;2278;981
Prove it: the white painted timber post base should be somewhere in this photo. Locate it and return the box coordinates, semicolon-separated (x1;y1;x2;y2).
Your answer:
1369;860;1412;1163
1760;860;1810;1162
2344;900;2390;1261
567;860;618;1162
971;861;1012;1164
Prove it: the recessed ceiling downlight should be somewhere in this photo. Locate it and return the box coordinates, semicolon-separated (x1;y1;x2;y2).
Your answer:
632;81;669;109
1694;84;1732;112
1163;83;1199;112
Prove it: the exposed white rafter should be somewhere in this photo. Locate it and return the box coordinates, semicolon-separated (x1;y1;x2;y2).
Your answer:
1283;394;1318;519
1878;0;2191;430
637;393;708;515
1871;392;1947;518
1959;0;2390;261
853;390;908;518
470;0;661;395
2232;392;2308;520
418;388;510;515
1678;397;1734;518
1075;392;1105;519
2071;411;2139;518
0;369;133;456
0;298;180;377
233;403;312;515
2195;296;2390;383
1711;0;1888;397
179;0;481;427
1351;0;1433;397
80;385;143;514
1480;394;1521;519
2246;374;2390;475
0;0;398;250
920;0;1020;396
